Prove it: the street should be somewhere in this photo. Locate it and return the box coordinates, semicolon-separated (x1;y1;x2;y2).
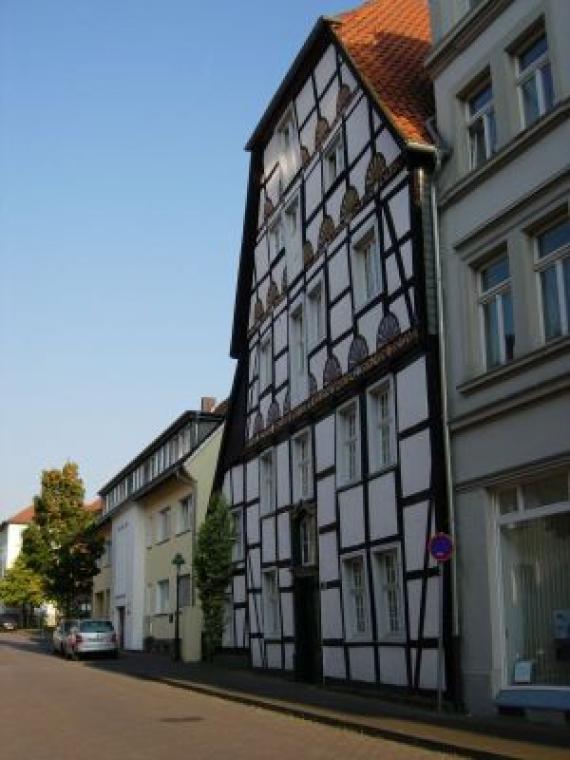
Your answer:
0;633;460;760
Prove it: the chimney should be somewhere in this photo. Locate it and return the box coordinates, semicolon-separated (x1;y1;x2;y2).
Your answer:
201;396;216;413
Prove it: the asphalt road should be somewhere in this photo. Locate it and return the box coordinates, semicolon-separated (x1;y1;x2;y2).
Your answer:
0;632;462;760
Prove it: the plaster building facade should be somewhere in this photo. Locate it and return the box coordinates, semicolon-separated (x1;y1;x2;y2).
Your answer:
96;402;223;660
426;0;570;714
216;0;455;698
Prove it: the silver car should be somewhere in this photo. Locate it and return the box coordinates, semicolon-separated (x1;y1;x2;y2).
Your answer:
65;619;119;660
52;619;78;654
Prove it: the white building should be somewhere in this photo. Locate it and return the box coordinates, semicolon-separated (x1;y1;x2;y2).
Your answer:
216;0;454;697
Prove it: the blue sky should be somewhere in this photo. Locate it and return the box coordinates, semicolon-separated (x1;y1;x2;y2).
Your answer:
0;1;353;519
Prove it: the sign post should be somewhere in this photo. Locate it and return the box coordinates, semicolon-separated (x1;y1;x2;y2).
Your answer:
428;532;453;713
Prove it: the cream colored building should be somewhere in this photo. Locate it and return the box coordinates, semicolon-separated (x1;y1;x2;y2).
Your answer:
96;401;224;660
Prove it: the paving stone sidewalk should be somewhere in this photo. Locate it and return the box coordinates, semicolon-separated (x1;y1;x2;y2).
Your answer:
65;645;569;760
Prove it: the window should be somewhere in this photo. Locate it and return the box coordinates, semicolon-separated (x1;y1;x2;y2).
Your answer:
515;32;554;128
466;79;496;169
278;111;299;187
337;401;361;486
156;579;170;614
353;226;382;307
535;218;570;341
373;546;404;640
262;569;280;637
103;539;112;567
270;217;284;259
342;555;369;639
324;133;344;188
178;574;192;608
299;513;316;566
496;471;570;687
259;450;276;515
479;255;514;368
307;277;325;347
259;334;273;391
156;507;171;543
285;197;302;278
290;303;307;405
367;378;395;472
292;431;312;502
178;495;193;534
232;509;244;561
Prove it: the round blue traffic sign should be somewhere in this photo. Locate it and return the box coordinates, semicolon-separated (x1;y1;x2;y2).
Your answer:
428;532;454;562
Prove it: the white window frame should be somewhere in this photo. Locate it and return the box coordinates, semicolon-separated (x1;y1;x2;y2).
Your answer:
341;552;371;641
232;509;244;561
478;254;514;369
299;512;317;567
465;78;496;169
336;400;361;487
307;275;325;348
178;573;192;608
367;376;397;474
155;579;170;615
324;132;344;189
372;543;405;642
259;333;273;391
156;507;171;543
292;429;312;502
515;31;554;129
352;223;382;308
534;217;570;342
262;568;281;638
177;494;193;535
289;300;307;406
259;449;276;515
284;194;302;279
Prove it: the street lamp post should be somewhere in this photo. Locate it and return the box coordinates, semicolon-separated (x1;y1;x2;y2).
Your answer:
172;552;186;662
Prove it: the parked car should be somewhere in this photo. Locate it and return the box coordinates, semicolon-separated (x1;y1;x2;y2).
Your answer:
0;616;18;631
65;619;119;660
52;619;78;655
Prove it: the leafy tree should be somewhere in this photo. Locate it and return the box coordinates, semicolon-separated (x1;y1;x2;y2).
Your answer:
0;555;44;623
193;492;234;660
22;463;103;616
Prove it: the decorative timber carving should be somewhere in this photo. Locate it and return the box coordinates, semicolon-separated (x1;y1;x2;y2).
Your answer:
365;152;388;193
336;84;353;116
377;312;401;348
318;215;336;250
339;186;361;226
347;335;369;371
303;241;315;268
267;400;280;426
266;280;279;310
315;117;331;151
323;353;342;386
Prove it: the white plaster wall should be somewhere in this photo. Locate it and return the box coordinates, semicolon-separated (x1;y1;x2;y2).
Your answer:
305;209;322;252
259;393;271;423
335;334;353;374
249;594;260;635
246;458;259;501
276;441;290;508
255;239;269;281
407;576;438;640
295;78;314;126
327;181;345;228
231;464;244;505
403;501;429;573
284;642;295;671
330;293;353;342
273;310;288;354
222;472;232;505
400;239;413;279
397;357;428;431
357;302;382;354
320;588;343;639
233;574;246;605
328;245;350;302
385;252;401;296
349;150;369;198
261;517;276;564
375;128;400;166
389;294;411;333
281;591;294;638
277;512;291;560
304;162;322;219
400;430;431;497
320;76;339;126
319;531;339;582
340;62;357;92
345;96;370;165
251;637;263;666
315;414;335;472
339;485;365;548
317;474;336;528
323;646;346;679
248;548;261;589
314;45;336;95
246;503;260;546
300;111;318;156
279;567;292;588
414;647;444;691
368;471;398;541
388;186;410;242
235;608;246;648
309;346;327;392
349;647;375;682
378;646;408;686
267;643;282;669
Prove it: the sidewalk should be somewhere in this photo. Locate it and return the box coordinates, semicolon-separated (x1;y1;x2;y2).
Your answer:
83;649;569;760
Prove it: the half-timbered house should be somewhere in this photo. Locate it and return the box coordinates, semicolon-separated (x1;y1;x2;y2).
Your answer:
216;0;451;696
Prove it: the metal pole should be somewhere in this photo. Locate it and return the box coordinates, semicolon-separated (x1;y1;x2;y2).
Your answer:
437;561;444;712
174;566;180;661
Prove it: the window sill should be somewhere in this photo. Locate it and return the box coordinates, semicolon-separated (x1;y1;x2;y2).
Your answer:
440;98;570;211
175;528;192;537
345;633;372;644
153;613;169;618
457;335;570;395
154;538;170;546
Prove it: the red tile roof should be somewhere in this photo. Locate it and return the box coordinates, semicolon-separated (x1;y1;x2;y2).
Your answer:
329;0;433;146
7;498;102;525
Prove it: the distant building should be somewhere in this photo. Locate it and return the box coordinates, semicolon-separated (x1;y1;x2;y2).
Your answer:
426;0;570;714
96;400;224;659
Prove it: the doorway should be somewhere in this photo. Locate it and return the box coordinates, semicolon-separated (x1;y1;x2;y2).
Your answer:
116;606;126;650
294;573;321;682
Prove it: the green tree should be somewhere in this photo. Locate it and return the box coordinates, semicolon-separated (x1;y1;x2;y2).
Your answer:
22;463;103;616
193;492;234;660
0;555;44;624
